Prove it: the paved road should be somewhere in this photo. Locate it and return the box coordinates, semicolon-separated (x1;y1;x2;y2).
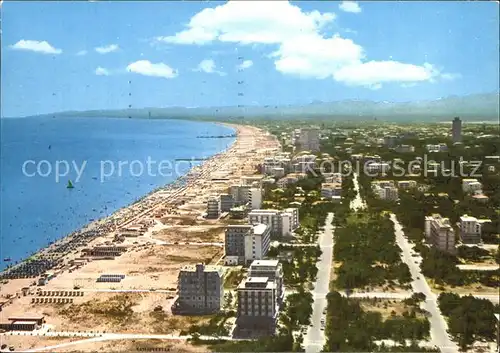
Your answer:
80;289;176;294
304;212;334;353
456;264;499;271
390;213;459;353
350;173;367;211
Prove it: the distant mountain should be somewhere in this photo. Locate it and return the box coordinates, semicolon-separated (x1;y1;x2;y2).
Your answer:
27;92;499;122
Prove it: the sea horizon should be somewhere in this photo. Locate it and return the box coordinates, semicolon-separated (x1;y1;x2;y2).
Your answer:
0;117;235;271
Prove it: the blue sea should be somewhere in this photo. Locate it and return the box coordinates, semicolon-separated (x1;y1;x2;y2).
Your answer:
0;117;235;271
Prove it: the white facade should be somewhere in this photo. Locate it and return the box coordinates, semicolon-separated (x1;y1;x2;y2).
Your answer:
365;162;390;174
248;208;299;237
230;184;251;205
248;187;263;210
224;224;271;266
425;214;456;253
321;182;342;199
248;259;284;303
459;215;491;243
462;178;483;194
371;181;398;201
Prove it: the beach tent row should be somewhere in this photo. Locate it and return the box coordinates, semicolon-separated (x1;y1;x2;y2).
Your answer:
96;274;125;283
37;290;83;297
32;297;74;304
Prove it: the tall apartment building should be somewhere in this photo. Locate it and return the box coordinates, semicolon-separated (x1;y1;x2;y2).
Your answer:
452;117;462;143
248;208;299;237
425;214;456;254
224;224;271;266
206;197;220;219
177;264;224;313
459;215;491;244
248;260;284;304
230;185;251;206
248;187;263;210
296;128;320;152
219;194;234;212
236;277;278;334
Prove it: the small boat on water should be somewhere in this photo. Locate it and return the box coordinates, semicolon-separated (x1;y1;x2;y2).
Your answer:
67;180;74;189
3;257;12;262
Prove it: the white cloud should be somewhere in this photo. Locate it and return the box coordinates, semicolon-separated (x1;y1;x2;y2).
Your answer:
95;67;110;76
126;60;177;79
195;59;226;76
237;60;253;70
339;1;362;14
10;39;62;54
159;1;457;88
333;61;442;88
271;34;364;79
76;50;88;56
441;72;462;81
157;1;335;45
95;44;119;54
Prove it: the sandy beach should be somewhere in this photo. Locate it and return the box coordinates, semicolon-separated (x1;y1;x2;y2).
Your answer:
0;123;279;352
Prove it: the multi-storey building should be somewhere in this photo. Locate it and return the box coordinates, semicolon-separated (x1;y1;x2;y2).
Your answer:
296;128;320;152
276;173;307;188
206;196;220;219
452;117;462;143
425;214;456;254
248;187;263;210
459;215;491;244
322;172;342;183
365;162;390;174
248;208;299;237
371;181;398;201
224;224;271;266
248;260;284;304
230;185;251;206
241;175;265;187
321;182;342;199
219;194;234;212
284;207;299;230
462;178;483;194
177;263;224;313
236;277;278;334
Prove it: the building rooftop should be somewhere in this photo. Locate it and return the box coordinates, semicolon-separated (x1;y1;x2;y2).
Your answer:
250;259;279;268
180;263;223;275
253;223;270;235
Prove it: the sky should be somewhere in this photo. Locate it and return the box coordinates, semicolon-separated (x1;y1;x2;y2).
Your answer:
1;1;499;117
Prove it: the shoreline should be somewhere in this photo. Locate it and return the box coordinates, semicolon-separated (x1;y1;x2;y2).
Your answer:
0;122;238;277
